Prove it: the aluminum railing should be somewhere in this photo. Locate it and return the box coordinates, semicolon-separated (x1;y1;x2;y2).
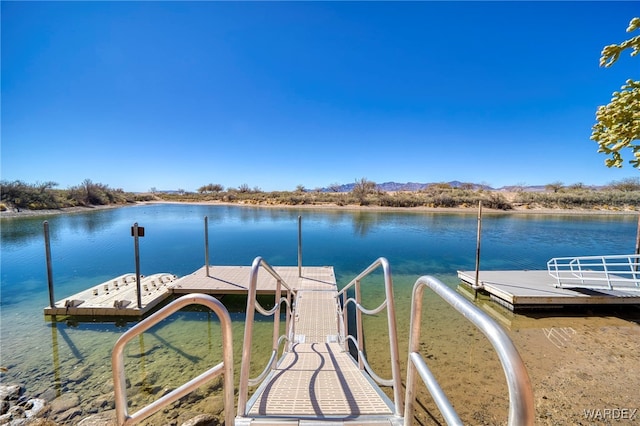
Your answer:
236;256;297;418
547;254;640;290
336;257;403;417
111;293;235;426
403;276;534;426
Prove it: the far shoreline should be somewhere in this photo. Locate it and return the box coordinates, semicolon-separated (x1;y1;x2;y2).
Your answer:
144;200;640;216
2;200;638;219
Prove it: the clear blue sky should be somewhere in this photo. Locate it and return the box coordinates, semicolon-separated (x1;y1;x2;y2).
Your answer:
2;1;639;192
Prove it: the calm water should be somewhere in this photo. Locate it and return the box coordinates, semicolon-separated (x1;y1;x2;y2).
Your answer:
1;204;638;422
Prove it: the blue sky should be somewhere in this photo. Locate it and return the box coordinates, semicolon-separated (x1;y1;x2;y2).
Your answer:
2;1;639;192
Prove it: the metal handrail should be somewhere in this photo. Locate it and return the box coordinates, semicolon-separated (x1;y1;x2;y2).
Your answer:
336;257;403;417
547;254;640;290
112;294;235;426
403;276;534;426
236;256;297;417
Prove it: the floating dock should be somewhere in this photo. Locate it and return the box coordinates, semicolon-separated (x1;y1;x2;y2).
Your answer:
44;265;336;317
458;270;640;311
44;273;179;317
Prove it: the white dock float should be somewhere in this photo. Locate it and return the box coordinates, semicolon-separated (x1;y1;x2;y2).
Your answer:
44;273;178;317
458;270;640;310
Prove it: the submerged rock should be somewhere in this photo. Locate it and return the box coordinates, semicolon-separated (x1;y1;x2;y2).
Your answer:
49;393;79;415
181;414;219;426
77;410;116;426
0;386;22;403
21;399;49;419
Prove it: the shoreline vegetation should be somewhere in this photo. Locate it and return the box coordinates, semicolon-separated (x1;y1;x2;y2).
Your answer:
2;177;640;219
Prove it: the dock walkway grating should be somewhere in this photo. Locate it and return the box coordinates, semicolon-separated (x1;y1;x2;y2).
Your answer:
242;268;397;423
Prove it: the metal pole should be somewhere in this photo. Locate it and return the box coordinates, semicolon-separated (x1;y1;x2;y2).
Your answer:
133;223;142;309
298;215;302;277
44;221;55;308
204;216;210;277
635;213;640;272
474;201;483;300
635;213;640;256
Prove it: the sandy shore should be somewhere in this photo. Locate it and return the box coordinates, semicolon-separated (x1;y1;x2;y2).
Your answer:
0;204;128;219
156;200;640;216
1;198;638;220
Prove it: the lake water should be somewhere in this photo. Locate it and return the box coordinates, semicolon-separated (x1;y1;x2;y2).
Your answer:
1;204;638;424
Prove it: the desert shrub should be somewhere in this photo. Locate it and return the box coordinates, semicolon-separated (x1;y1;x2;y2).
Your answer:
379;193;424;207
482;193;512;210
512;188;640;210
1;180;61;209
607;177;640;192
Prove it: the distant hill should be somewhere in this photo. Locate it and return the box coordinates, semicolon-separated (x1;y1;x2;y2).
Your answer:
320;181;604;193
323;181;494;192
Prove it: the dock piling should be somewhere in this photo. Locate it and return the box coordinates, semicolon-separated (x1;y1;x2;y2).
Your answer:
132;223;143;309
204;216;210;277
474;201;483;300
44;221;55;308
298;216;303;277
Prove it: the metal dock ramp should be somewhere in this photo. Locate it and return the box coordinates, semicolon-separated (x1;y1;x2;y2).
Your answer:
235;258;401;425
239;282;396;423
111;257;535;426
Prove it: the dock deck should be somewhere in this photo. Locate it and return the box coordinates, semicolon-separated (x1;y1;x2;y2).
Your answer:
458;270;640;310
44;265;338;317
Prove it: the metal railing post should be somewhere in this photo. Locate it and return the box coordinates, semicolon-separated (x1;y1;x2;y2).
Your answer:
336;257;403;416
237;258;260;417
237;256;297;417
549;254;640;290
635;214;640;263
112;294;235;426
342;292;349;351
404;276;534;426
355;279;364;370
602;256;613;289
273;280;283;359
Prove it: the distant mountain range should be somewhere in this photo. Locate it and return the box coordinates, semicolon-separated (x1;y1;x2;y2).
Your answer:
321;181;552;193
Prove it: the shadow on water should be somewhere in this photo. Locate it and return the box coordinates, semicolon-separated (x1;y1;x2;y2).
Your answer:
146;330;202;363
460;284;640;330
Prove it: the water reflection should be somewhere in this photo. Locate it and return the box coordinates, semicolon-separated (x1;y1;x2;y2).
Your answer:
352;211;379;236
49;321;63;398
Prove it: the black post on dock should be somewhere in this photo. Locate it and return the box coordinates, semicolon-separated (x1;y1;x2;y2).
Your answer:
43;221;55;308
298;215;303;277
131;223;144;309
474;201;483;300
204;216;210;277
